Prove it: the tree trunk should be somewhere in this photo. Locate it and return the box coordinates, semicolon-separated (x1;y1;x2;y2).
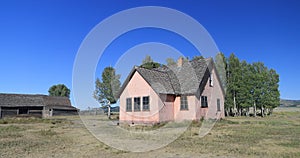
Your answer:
108;105;111;119
265;108;270;115
253;102;257;117
261;106;264;117
225;108;229;117
233;92;237;116
246;107;249;117
270;108;273;115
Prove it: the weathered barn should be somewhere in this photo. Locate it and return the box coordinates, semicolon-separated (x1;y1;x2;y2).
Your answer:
0;93;78;118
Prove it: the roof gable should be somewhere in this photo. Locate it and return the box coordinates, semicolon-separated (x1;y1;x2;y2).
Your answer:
118;58;215;97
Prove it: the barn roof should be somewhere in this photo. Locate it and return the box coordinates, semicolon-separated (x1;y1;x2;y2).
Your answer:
118;58;214;97
0;93;76;109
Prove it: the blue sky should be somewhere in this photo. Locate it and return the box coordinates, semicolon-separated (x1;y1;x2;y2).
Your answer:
1;0;299;109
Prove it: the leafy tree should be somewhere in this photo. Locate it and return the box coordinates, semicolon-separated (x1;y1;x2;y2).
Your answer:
217;53;280;117
166;58;176;66
142;55;153;64
140;55;160;69
48;84;70;98
215;53;227;91
266;69;280;113
94;67;121;119
140;62;161;69
251;62;267;116
253;64;280;116
238;61;253;116
246;62;262;117
226;53;242;116
192;56;204;60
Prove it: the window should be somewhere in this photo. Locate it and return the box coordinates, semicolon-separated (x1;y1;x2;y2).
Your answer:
134;97;141;111
126;98;132;112
180;96;188;110
142;96;150;111
217;98;221;112
209;74;214;87
201;96;208;108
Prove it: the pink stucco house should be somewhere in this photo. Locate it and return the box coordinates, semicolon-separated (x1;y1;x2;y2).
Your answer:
118;57;225;124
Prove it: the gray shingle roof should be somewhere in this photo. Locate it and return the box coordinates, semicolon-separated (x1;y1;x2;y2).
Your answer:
0;93;75;109
0;94;45;107
118;58;213;96
136;68;175;94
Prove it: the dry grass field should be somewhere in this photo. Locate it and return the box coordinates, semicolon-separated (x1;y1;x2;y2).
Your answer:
0;108;299;158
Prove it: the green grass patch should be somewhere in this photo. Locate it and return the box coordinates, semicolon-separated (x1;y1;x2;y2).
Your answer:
0;125;25;138
0;117;72;125
220;119;240;124
0;125;24;132
279;140;300;148
38;129;57;137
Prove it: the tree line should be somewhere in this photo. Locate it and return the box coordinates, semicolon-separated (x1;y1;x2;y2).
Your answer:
216;53;280;117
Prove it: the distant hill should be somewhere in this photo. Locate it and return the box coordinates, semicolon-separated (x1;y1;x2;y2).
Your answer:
280;99;300;107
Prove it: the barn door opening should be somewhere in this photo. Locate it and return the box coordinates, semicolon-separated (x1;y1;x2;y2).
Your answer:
19;107;28;114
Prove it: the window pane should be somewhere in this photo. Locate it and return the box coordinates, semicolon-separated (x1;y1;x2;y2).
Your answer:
134;97;141;111
201;96;208;108
180;96;188;110
143;96;150;111
126;98;132;112
209;74;213;87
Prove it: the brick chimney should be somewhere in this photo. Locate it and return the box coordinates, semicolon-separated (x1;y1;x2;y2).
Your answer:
177;56;184;67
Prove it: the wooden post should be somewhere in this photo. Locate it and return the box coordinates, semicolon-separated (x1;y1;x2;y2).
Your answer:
254;102;257;117
50;108;53;117
0;106;2;119
42;106;46;118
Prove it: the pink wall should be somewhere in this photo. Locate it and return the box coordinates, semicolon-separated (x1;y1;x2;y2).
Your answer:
196;67;225;119
209;67;225;118
173;95;197;121
119;71;160;124
171;67;225;121
159;94;174;122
